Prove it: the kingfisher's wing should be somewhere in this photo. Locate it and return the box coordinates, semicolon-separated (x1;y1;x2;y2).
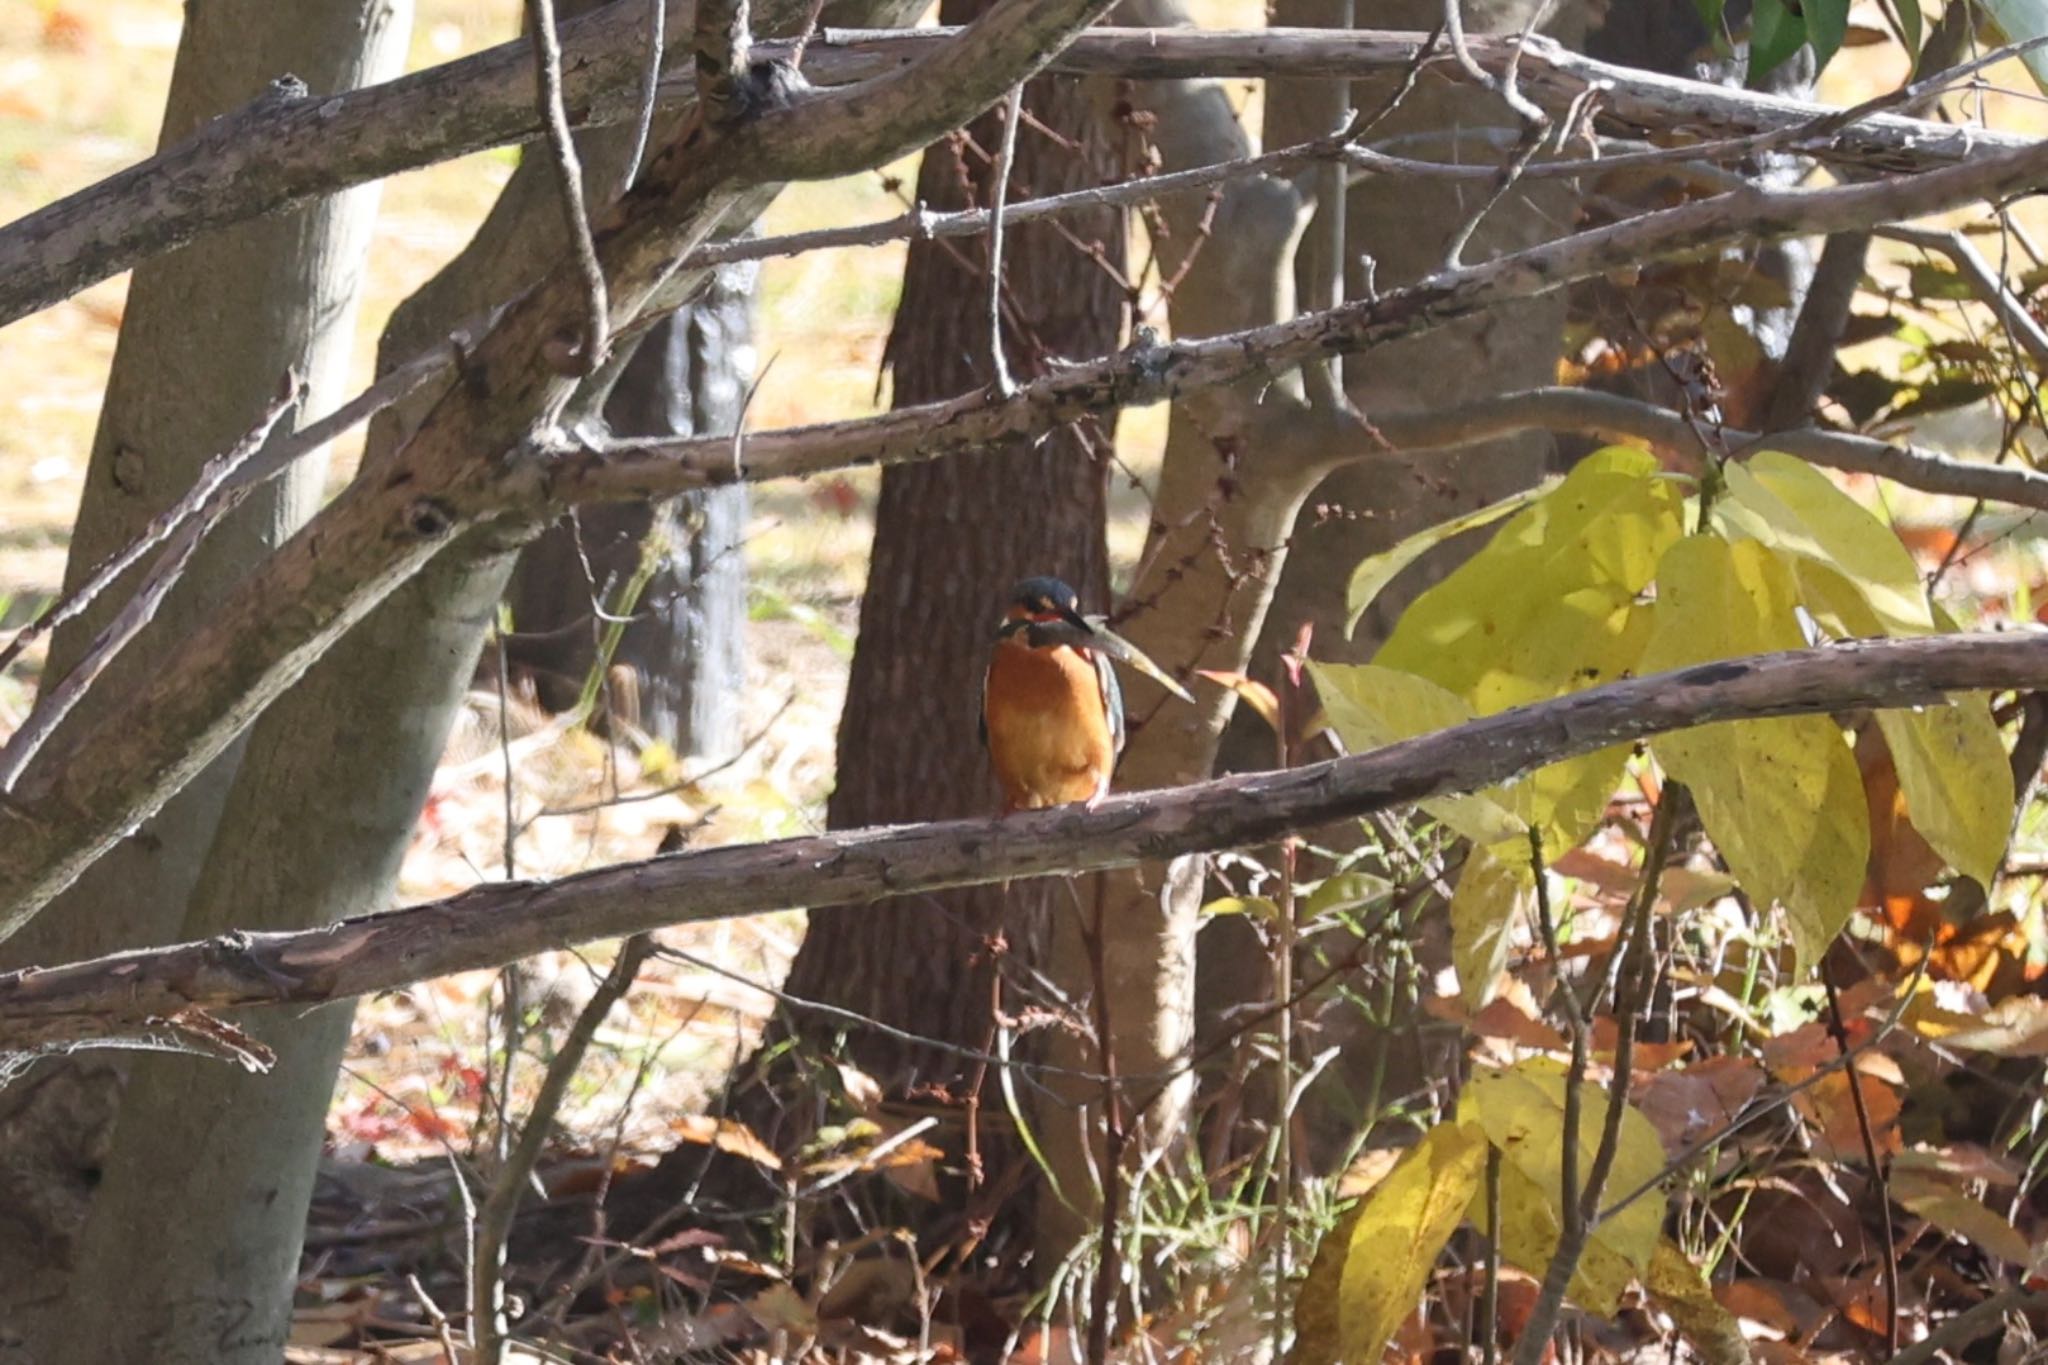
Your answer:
1093;647;1126;755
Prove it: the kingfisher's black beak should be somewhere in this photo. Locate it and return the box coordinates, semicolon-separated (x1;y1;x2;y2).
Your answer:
1055;599;1093;634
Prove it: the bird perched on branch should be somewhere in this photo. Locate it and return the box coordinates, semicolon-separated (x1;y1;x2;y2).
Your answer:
980;576;1195;814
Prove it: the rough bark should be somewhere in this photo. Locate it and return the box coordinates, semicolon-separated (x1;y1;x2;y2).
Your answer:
0;0;412;1346
506;265;755;758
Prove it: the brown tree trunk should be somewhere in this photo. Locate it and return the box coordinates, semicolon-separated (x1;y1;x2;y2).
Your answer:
764;0;1124;1117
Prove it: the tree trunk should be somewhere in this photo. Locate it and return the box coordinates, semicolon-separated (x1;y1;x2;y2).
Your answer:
505;264;755;760
765;3;1124;1115
0;0;412;1345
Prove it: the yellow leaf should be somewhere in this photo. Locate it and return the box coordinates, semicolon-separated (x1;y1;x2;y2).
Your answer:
1721;453;1934;635
1310;662;1528;850
1645;1241;1750;1365
1202;895;1280;921
1891;1171;2032;1264
1472;583;1648;852
1874;698;2013;887
1291;1123;1487;1365
1460;1059;1666;1315
1640;537;1869;972
1345;478;1560;636
1377;451;1685;700
1453;845;1530;1009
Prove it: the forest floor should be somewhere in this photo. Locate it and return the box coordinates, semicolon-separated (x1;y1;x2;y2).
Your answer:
9;2;2048;1361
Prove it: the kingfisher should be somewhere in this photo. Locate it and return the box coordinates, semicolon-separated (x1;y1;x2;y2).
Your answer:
981;576;1125;814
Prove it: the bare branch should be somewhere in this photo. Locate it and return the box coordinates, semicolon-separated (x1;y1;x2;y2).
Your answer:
985;82;1026;398
2;19;2037;326
0;373;305;679
0;379;305;789
526;0;612;370
1322;387;2048;513
694;0;754;129
4;631;2046;1051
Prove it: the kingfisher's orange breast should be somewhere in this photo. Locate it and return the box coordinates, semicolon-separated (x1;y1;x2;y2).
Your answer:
984;637;1118;811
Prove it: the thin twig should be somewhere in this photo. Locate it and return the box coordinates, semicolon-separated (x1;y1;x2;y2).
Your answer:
985;82;1026;398
526;0;610;371
0;382;308;789
472;933;655;1365
1480;1145;1503;1365
1513;789;1682;1365
1823;959;1900;1354
616;0;666;195
0;372;304;678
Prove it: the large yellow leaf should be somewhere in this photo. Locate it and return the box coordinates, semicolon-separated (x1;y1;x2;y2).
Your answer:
1874;699;2013;888
1721;452;1933;635
1291;1123;1488;1365
1452;845;1530;1009
1472;583;1649;852
1345;478;1560;636
1459;1060;1666;1315
1377;450;1685;699
1640;537;1869;971
1311;662;1528;850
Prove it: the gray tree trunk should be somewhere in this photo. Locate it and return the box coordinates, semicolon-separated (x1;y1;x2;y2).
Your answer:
0;0;412;1350
505;266;755;761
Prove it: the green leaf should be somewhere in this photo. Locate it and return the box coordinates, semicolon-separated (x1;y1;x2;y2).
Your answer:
1452;845;1530;1009
1640;537;1869;971
1311;661;1529;850
1875;699;2014;887
1978;0;2048;96
1803;0;1851;71
1721;451;1933;636
1304;871;1394;923
1345;478;1560;637
1331;1123;1488;1362
1748;0;1808;83
1459;1060;1666;1315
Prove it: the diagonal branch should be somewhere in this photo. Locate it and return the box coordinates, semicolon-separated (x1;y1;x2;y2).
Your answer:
2;20;2036;327
3;631;2045;1051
